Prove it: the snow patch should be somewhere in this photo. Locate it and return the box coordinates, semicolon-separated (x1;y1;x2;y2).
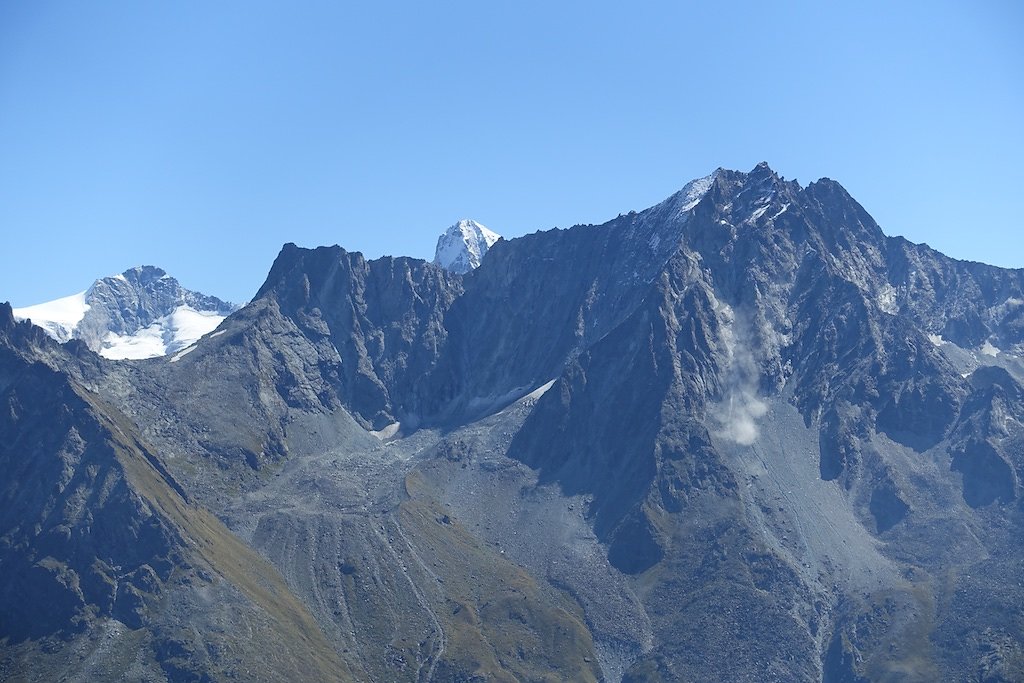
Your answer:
166;306;225;352
657;171;717;222
675;173;716;213
980;341;1000;357
12;291;90;342
169;345;197;363
749;204;770;223
928;334;947;347
100;305;226;360
100;325;168;360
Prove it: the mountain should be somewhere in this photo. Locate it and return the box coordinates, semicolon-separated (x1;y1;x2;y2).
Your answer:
13;266;238;360
1;163;1022;682
0;304;354;682
433;219;501;273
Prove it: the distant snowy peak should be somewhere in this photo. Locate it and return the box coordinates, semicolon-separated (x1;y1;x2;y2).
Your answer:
434;219;501;274
13;266;238;360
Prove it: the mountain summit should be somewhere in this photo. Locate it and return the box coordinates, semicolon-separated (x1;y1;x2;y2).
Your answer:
433;219;501;273
13;266;238;359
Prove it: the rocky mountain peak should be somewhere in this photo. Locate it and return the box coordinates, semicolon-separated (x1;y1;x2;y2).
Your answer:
434;219;501;274
13;266;238;360
119;264;168;284
750;159;776;176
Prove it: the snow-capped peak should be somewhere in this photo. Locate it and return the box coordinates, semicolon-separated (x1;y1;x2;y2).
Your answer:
12;266;238;360
433;219;501;274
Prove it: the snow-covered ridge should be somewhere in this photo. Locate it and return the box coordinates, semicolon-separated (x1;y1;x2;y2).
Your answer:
13;266;237;360
674;171;718;214
434;219;501;274
12;291;90;343
647;170;720;224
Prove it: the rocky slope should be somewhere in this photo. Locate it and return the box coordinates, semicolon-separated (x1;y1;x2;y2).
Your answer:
2;163;1022;682
0;305;352;682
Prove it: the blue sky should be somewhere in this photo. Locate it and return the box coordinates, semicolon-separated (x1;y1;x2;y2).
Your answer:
1;1;1021;306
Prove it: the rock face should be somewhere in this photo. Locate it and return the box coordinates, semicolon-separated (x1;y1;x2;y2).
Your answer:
433;219;501;274
2;163;1023;682
13;266;237;359
0;304;353;682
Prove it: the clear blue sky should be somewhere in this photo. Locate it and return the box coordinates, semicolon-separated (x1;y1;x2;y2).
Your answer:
1;1;1021;306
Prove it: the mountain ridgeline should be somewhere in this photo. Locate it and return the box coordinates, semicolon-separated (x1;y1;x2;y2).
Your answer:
1;163;1022;682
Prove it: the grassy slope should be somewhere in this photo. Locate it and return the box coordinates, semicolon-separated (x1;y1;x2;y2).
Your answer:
86;389;354;682
399;470;601;682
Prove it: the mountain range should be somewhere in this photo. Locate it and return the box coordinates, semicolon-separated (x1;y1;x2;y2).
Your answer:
1;163;1022;682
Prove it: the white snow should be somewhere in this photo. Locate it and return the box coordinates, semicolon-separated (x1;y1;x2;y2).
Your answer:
12;291;90;342
100;325;168;360
928;334;947;347
169;345;197;363
100;305;226;360
674;172;716;213
14;270;233;360
980;341;1000;357
434;219;501;273
749;204;770;223
1006;297;1023;307
769;203;790;221
166;306;225;351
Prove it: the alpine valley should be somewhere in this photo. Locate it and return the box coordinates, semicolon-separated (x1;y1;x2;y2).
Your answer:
2;163;1022;683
